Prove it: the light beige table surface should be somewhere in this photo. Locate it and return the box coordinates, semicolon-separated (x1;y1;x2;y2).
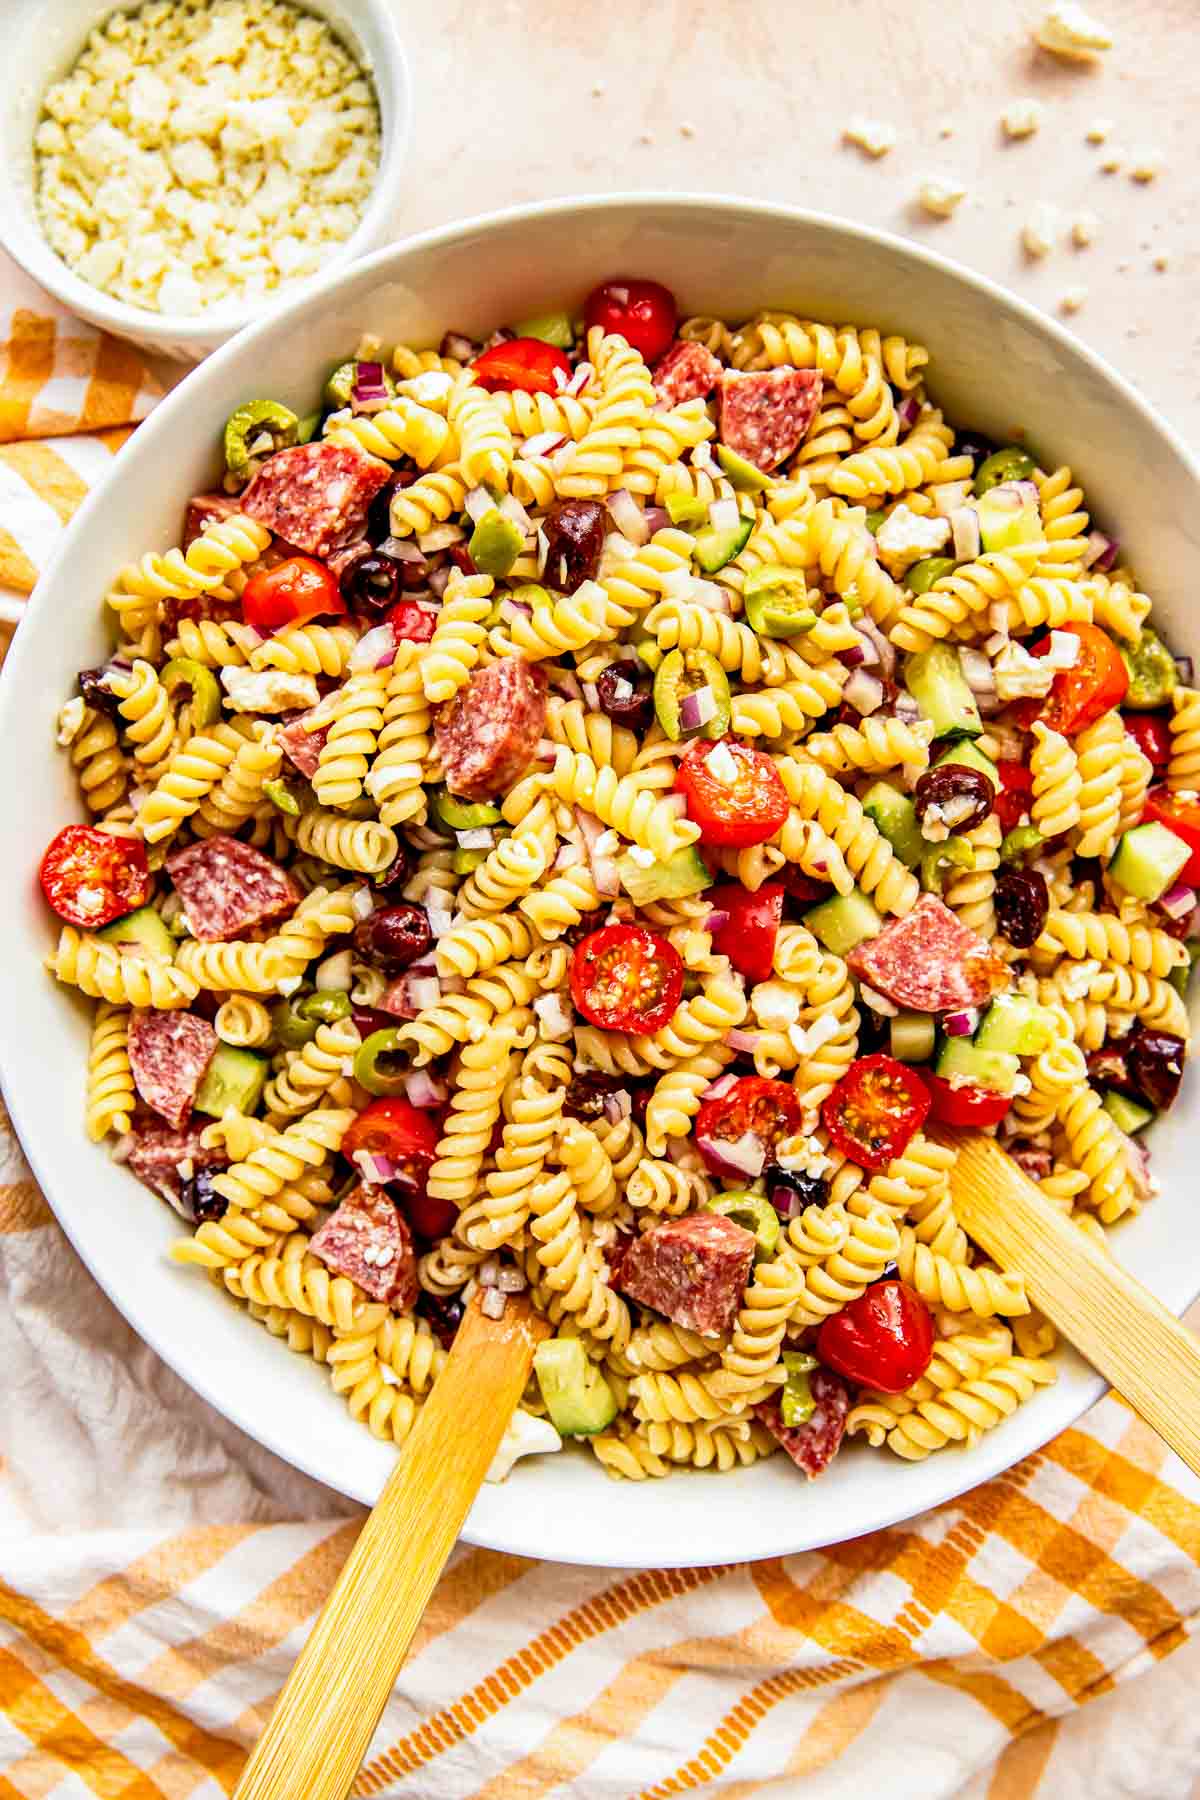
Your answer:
396;0;1196;439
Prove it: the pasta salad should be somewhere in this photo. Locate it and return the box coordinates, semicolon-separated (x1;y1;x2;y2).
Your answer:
39;275;1196;1483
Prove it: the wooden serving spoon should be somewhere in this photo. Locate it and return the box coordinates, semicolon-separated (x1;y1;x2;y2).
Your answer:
233;1290;548;1800
944;1131;1200;1476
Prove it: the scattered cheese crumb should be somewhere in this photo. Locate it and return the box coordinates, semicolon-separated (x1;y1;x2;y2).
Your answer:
918;176;967;219
219;666;319;713
843;115;896;158
751;982;803;1032
1100;149;1123;173
486;1410;562;1484
706;741;740;786
1129;149;1162;182
874;503;951;574
56;696;86;746
1022;203;1059;259
679;121;695;138
591;81;606;97
1002;98;1043;139
1071;210;1099;247
1086;118;1113;143
939;125;954;139
1153;252;1170;271
1034;2;1114;60
637;131;654;145
1059;285;1088;314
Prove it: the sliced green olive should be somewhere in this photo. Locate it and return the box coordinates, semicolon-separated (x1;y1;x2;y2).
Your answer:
664;492;710;528
705;1189;780;1259
1119;627;1178;710
272;995;318;1049
161;657;221;728
469;509;524;577
431;787;502;831
865;508;887;535
653;647;732;741
715;444;771;493
781;1350;818;1427
297;990;351;1023
1000;824;1045;864
223;400;299;477
451;847;490;873
974;445;1036;496
906;556;957;595
743;563;818;638
354;1028;409;1097
920;835;976;895
513;311;574;348
295;410;322;445
263;776;301;817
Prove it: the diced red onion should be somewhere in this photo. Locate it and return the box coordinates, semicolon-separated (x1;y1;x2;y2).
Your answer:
404;1069;446;1107
349;623;397;672
855;616;896;678
567;362;594;395
353;1148;399;1184
351;362;389;413
464;486;494;525
701;1072;738;1102
548;667;583;702
1082;530;1115;571
688;579;731;613
606;488;649;546
951;507;981;562
554;839;584;870
315;949;354;991
581;680;600;710
704;908;730;934
697;1130;765;1180
427;565;452;598
443;331;475;362
406;975;442;1011
499;596;532;623
708;497;740;533
379;537;426;568
767;1180;803;1220
679;686;718;731
959;647;996;697
644;506;671;535
481;1288;508;1319
456;826;495;850
497;1267;527;1293
931;479;973;519
478;1259;499;1288
843;669;885;716
1159;883;1196;920
522;430;567;458
1174;655;1194;685
726;1028;762;1053
500;493;531;535
944;1007;979;1037
602;1090;632;1123
898;396;920;429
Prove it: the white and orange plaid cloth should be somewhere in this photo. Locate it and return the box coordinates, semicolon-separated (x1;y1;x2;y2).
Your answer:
2;252;1200;1798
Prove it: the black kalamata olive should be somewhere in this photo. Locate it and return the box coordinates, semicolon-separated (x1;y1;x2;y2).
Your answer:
77;666;122;716
913;764;994;836
352;1006;401;1039
371;845;413;894
417;1290;465;1350
994;867;1050;948
627;1084;652;1132
780;867;831;908
341;551;402;618
180;1167;225;1225
766;1166;831;1216
596;663;654;731
353;903;432;972
367;470;419;544
562;1072;627;1121
954;428;999;464
542;499;606;594
559;908;607;949
1128;1029;1187;1112
447;542;477;577
1086;1046;1135;1096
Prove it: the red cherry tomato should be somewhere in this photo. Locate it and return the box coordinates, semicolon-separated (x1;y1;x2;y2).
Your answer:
923;1072;1013;1128
1124;712;1173;774
676;739;790;848
816;1279;935;1394
707;882;783;985
583;278;678;365
993;760;1034;835
386;599;437;644
242;555;345;633
821;1053;931;1174
1142;788;1200;886
1012;623;1129;735
39;824;151;929
343;1099;439;1198
694;1076;806;1178
570;924;683;1034
471;337;572;395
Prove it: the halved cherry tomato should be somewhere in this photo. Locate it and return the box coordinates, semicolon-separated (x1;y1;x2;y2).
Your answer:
816;1279;935;1394
242;555;345;633
343;1098;439;1198
404;1190;459;1241
386;599;438;644
676;739;790;848
570;924;683;1034
1124;712;1172;774
821;1053;931;1173
922;1072;1012;1128
993;760;1034;835
39;824;151;929
1142;788;1200;886
471;337;572;395
583;278;677;364
694;1076;806;1179
707;882;783;985
1013;622;1129;735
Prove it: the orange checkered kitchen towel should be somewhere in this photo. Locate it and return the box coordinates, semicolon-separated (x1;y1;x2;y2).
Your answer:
2;254;1200;1798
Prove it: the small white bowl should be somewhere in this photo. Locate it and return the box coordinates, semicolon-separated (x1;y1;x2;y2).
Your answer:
1;0;410;361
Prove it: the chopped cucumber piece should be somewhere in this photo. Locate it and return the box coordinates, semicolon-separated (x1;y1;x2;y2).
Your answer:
97;905;174;961
469;508;524;577
974;445;1036;496
297;991;351;1023
224;399;298;476
975;993;1057;1055
664;492;710;527
1000;824;1044;864
354;1028;408;1097
1108;821;1191;902
743;563;817;638
194;1044;267;1119
617;844;712;907
904;643;982;742
805;887;882;957
534;1338;618;1437
977;483;1041;552
715;444;771;493
890;1010;937;1063
513;310;574;348
161;657;222;729
934;1036;1019;1094
1101;1090;1154;1134
692;515;753;574
934;737;999;787
1119;627;1178;710
431;788;502;831
921;835;975;896
906;555;957;595
653;647;731;741
862;781;924;868
781;1351;818;1427
705;1189;780;1259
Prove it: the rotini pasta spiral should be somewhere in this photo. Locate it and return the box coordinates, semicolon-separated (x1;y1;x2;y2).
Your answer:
427;1026;518;1204
773;756;919;916
889;542;1045;654
555;328;655;499
49;928;199;1008
447;371;514;489
85;1002;135;1141
325;396;450;467
1030;722;1082;839
215;995;274;1049
827;408;953;501
421;572;494;703
294;807;398;875
1167;687;1200;792
263;1017;361;1122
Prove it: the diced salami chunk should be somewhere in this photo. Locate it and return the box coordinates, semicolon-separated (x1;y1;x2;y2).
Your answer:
652;340;723;407
241;442;391;559
276;706;330;779
126;1121;227;1214
166;834;300;942
309;1184;418;1307
755;1368;851;1478
719;368;823;472
128;1010;218;1129
615;1213;756;1336
435;656;547;801
848;894;1011;1013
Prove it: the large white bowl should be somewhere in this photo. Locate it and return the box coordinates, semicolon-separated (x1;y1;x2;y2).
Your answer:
3;196;1197;1568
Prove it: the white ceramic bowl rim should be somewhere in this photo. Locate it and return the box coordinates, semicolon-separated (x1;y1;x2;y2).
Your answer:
4;191;1198;1566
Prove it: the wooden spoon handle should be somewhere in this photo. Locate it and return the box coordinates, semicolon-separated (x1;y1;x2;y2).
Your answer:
233;1294;546;1800
946;1132;1200;1476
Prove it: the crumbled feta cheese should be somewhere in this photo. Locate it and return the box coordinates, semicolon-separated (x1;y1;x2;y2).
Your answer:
220;666;320;713
993;640;1059;701
773;1133;834;1178
705;740;740;786
786;1014;841;1059
485;1409;562;1483
1086;118;1113;143
1034;2;1114;60
592;829;621;858
873;503;951;575
532;992;574;1041
751;982;803;1032
1059;958;1102;1000
1129;149;1163;183
1153;252;1171;272
1002;99;1043;139
56;696;86;746
276;975;302;998
1022;203;1059;259
918;177;967;219
398;371;454;408
920;803;951;843
1071;211;1099;247
625;845;656;868
1045;630;1082;669
843;116;897;157
1059;286;1088;314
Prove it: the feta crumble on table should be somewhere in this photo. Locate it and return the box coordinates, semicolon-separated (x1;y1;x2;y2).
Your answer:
1033;2;1114;60
1001;99;1044;140
34;0;381;317
843;116;897;158
918;177;967;219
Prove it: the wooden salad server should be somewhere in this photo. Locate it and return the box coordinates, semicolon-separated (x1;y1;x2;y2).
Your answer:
233;1290;548;1800
945;1131;1200;1476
